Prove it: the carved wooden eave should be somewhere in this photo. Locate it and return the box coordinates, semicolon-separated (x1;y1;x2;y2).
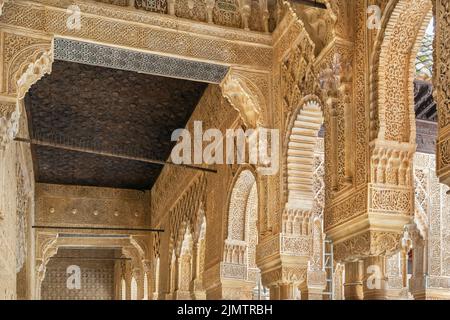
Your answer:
0;0;273;71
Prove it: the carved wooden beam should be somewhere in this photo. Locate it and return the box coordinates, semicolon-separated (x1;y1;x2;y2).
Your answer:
15;137;217;173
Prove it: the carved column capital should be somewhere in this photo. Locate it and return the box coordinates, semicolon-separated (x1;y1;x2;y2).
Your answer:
0;30;53;150
239;0;252;30
205;0;215;23
261;264;307;289
257;232;310;291
142;259;152;274
328;140;415;262
318;53;342;103
334;231;402;263
0;98;19;152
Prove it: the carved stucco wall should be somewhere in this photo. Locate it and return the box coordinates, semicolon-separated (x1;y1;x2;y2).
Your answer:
41;249;116;300
0;0;273;70
35;184;150;228
151;84;240;298
150;3;330;298
385;151;450;299
414;152;450;293
1;0;448;301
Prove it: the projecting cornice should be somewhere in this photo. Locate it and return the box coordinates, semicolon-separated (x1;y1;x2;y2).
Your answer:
0;0;273;70
54;38;229;83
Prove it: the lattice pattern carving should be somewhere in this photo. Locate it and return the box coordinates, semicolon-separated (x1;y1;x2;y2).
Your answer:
434;0;450;188
413;152;450;288
15;164;28;273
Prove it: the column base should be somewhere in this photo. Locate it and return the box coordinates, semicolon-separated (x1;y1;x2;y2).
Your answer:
205;279;254;300
173;290;192;300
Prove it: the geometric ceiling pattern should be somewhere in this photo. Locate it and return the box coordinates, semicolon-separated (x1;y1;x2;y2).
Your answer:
25;60;207;190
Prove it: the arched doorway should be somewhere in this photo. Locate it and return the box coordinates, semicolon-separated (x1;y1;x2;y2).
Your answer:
283;97;326;300
221;169;260;300
176;228;193;300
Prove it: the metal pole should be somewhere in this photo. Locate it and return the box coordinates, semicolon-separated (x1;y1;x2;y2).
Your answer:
32;225;164;233
50;257;132;261
15;137;217;174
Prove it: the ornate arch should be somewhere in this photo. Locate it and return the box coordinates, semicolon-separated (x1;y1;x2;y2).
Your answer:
169;174;206;253
221;168;259;293
0;31;53;151
225;169;257;242
283;96;324;211
370;0;433;143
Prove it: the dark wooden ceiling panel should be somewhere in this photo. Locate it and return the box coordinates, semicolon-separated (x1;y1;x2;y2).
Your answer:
25;60;207;190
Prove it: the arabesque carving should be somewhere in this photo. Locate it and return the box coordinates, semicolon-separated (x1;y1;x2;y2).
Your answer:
1;0;450;302
434;0;450;187
221;71;267;128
